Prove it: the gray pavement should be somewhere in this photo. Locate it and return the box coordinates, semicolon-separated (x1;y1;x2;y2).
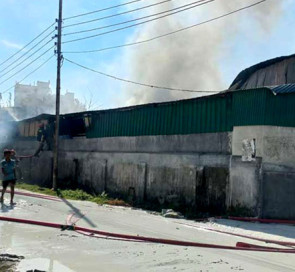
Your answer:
0;192;295;272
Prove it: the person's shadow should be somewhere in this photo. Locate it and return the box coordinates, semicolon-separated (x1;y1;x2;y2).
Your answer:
1;203;14;213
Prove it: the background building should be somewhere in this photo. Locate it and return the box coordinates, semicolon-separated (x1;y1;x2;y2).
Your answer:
12;81;86;120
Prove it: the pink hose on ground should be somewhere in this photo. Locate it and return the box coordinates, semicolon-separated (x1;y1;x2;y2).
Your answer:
1;190;61;202
236;242;289;250
1;216;295;253
227;216;295;225
175;222;295;247
2;189;295;252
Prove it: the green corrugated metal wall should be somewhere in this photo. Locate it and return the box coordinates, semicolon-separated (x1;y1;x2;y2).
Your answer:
264;91;295;127
87;94;233;138
232;88;268;126
15;88;295;139
232;88;295;127
86;88;295;138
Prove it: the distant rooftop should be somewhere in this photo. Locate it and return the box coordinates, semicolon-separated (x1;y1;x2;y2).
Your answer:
15;81;50;88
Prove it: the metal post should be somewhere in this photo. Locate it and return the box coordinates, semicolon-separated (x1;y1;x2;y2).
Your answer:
53;0;63;190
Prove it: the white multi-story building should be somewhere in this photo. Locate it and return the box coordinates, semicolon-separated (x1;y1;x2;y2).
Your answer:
13;81;85;119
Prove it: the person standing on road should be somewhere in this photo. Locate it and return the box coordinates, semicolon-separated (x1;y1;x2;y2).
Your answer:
0;150;16;205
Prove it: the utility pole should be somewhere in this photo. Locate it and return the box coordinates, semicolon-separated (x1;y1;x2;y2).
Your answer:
53;0;63;190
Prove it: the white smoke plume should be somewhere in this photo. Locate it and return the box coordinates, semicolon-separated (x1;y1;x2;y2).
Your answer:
120;0;284;106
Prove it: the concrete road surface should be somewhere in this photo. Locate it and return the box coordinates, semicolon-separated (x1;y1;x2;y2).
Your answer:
0;192;294;272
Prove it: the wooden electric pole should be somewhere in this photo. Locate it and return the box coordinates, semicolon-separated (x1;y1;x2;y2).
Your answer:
53;0;63;190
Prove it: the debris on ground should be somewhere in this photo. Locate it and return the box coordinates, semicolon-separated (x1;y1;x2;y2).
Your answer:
162;209;184;219
0;254;24;272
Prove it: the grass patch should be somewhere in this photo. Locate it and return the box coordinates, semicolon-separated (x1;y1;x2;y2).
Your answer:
16;182;129;207
14;183;254;218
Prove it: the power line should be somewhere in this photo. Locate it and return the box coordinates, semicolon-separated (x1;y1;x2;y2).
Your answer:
0;30;56;74
0;37;55;78
63;0;174;29
63;0;214;43
63;0;266;54
63;0;211;36
64;58;217;93
64;0;146;21
0;22;56;67
0;46;54;86
1;55;55;95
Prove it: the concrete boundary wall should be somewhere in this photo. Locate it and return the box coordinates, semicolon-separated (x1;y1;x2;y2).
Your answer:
3;130;294;219
228;156;262;216
262;171;295;220
59;133;232;154
10;136;230;213
58;151;229;208
232;126;295;168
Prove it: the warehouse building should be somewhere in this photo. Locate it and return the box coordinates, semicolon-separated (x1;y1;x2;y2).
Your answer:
6;83;295;220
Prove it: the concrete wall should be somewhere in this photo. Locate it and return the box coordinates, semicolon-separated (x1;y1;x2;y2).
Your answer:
3;129;294;219
228;155;295;219
228;156;262;216
59;132;232;154
262;171;295;220
232;126;295;168
58;151;229;208
4;133;231;214
197;167;229;214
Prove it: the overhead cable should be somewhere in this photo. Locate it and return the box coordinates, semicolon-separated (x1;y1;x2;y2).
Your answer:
0;46;54;86
63;0;214;43
64;0;146;21
0;30;56;74
64;58;217;93
0;22;56;67
63;0;211;36
0;37;55;78
63;0;266;54
63;0;174;29
1;55;55;95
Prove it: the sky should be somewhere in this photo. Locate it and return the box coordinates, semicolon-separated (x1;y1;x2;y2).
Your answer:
0;0;294;111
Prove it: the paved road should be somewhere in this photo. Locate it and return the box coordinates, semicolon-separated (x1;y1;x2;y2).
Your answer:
0;192;294;272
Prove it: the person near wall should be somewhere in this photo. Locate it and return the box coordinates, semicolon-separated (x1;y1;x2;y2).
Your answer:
0;149;16;205
34;122;53;157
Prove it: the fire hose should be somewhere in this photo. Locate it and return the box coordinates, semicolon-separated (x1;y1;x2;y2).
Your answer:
0;215;295;253
2;190;61;202
175;222;295;247
226;216;295;225
1;190;295;253
66;213;145;243
8;190;295;226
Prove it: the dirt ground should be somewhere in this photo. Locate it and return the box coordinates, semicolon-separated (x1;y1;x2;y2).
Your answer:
0;192;295;272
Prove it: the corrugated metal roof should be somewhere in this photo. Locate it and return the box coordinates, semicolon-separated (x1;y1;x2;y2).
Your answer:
20;113;54;122
229;54;295;90
267;84;295;94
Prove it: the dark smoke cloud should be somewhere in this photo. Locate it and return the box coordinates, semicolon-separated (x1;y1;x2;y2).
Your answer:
118;0;284;105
